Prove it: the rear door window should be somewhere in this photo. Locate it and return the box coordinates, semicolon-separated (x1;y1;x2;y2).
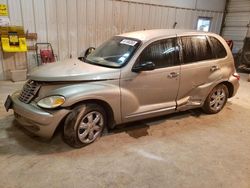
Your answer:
209;36;227;58
181;35;214;64
138;37;180;69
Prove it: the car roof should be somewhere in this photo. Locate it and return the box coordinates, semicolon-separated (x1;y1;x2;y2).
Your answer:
118;29;212;42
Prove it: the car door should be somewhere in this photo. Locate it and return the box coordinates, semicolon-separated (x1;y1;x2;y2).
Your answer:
176;35;224;110
120;37;181;122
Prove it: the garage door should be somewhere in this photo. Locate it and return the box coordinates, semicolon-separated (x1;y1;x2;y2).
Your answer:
221;0;250;53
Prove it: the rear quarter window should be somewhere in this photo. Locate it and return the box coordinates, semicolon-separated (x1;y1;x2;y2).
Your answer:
209;36;227;59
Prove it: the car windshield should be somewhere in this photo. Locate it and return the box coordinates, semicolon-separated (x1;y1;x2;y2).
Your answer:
85;36;141;68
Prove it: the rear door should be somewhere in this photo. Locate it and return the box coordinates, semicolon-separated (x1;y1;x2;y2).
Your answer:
176;35;224;109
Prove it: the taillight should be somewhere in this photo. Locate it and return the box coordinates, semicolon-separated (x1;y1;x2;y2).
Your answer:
233;73;240;80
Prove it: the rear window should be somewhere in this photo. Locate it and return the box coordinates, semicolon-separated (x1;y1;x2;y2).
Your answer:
181;35;213;64
209;36;227;59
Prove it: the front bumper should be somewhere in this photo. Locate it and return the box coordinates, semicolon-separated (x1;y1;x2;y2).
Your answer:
9;92;70;139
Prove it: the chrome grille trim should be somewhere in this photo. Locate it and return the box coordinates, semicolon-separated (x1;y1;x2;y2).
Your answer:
18;80;41;103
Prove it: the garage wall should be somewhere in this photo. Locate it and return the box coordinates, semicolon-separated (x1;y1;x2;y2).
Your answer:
0;0;226;80
221;0;250;53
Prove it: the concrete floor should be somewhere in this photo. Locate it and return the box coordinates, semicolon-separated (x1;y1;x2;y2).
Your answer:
0;74;250;188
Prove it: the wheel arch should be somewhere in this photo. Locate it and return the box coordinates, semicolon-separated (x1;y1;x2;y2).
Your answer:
221;81;234;98
54;99;116;138
70;99;115;129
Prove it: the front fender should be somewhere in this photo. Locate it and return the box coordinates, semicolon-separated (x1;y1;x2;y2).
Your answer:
46;80;122;124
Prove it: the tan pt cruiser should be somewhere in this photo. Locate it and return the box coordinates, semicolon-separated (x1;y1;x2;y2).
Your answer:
5;29;240;148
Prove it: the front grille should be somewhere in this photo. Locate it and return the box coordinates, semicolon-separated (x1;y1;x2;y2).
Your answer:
18;80;41;103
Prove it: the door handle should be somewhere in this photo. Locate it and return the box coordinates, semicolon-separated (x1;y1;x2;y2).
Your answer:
168;72;179;78
210;65;220;72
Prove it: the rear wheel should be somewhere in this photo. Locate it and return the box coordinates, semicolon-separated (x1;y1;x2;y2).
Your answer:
203;84;228;114
63;103;107;148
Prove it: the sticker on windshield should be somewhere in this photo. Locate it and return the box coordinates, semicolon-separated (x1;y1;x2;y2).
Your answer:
120;39;138;46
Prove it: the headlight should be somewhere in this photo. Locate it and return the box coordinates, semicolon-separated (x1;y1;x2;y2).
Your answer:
37;96;65;109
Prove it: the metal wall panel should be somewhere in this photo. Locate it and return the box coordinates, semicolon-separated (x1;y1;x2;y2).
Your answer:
128;0;226;11
221;0;250;53
196;0;226;12
227;0;250;12
3;0;224;72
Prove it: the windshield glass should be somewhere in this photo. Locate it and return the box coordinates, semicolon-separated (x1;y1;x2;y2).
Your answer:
86;36;141;68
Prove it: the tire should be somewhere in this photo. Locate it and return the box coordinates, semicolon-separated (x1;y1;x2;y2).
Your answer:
63;103;107;148
202;84;229;114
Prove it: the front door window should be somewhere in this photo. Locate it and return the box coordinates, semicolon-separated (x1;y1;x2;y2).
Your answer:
136;37;180;69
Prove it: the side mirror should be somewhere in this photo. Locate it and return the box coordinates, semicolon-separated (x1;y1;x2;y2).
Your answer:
132;61;156;72
84;47;95;58
78;47;95;61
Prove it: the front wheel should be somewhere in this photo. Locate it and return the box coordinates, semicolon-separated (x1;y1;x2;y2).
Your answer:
203;84;229;114
63;103;107;148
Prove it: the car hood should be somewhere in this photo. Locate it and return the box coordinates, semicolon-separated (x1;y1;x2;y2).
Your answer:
29;59;120;81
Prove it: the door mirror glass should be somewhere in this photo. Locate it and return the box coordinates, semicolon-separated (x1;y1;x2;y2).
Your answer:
132;61;155;72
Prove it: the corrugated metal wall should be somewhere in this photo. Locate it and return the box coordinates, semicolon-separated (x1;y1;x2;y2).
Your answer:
222;0;250;53
7;0;224;60
0;0;225;80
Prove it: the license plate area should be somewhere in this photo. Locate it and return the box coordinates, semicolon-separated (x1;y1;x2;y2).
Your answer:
4;95;13;112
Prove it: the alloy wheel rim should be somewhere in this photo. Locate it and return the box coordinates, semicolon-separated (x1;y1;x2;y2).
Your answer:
77;111;104;144
209;88;226;111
